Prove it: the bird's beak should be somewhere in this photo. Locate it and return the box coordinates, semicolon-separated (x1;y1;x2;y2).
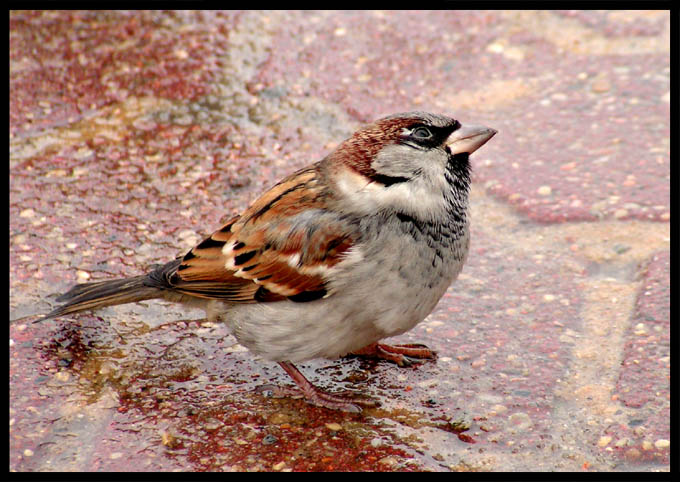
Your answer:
446;124;497;155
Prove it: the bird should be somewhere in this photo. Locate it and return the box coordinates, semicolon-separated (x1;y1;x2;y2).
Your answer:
33;111;496;412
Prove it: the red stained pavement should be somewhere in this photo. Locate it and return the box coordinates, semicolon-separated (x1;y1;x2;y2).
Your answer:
10;10;669;472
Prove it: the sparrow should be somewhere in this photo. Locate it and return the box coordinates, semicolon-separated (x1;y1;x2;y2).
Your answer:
34;111;496;412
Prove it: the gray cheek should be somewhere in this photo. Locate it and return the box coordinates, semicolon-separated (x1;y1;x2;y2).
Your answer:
372;144;444;179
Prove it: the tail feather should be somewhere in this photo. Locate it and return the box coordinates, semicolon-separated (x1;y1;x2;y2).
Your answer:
7;259;184;325
36;275;163;323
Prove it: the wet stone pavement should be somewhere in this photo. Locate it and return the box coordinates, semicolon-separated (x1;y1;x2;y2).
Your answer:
9;10;670;472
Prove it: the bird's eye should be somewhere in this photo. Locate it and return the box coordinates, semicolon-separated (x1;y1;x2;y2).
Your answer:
412;127;432;139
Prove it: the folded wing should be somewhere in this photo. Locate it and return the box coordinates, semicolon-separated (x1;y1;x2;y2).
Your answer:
165;167;357;303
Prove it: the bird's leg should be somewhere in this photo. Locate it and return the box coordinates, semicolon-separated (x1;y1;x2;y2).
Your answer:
351;342;436;367
258;361;379;412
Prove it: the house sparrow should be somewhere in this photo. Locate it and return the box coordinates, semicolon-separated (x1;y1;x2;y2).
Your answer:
35;112;496;412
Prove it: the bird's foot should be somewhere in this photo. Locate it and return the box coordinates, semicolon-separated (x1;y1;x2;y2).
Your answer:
257;361;379;412
351;342;436;367
257;383;377;413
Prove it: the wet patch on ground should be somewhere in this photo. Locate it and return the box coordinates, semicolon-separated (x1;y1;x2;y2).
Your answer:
11;10;669;472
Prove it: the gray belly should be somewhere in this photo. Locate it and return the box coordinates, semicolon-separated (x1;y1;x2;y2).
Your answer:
217;214;470;362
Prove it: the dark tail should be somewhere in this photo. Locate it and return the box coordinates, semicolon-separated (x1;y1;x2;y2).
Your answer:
30;259;182;323
35;276;162;322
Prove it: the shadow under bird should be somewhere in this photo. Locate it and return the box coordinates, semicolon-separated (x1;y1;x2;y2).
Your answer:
32;111;496;412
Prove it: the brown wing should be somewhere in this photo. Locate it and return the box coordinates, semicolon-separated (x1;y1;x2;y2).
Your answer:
166;166;357;303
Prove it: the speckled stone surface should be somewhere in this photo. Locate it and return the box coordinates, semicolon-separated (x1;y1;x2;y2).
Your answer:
10;10;669;472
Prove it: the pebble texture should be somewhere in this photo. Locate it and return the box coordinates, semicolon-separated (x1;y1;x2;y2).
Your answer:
10;10;669;472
